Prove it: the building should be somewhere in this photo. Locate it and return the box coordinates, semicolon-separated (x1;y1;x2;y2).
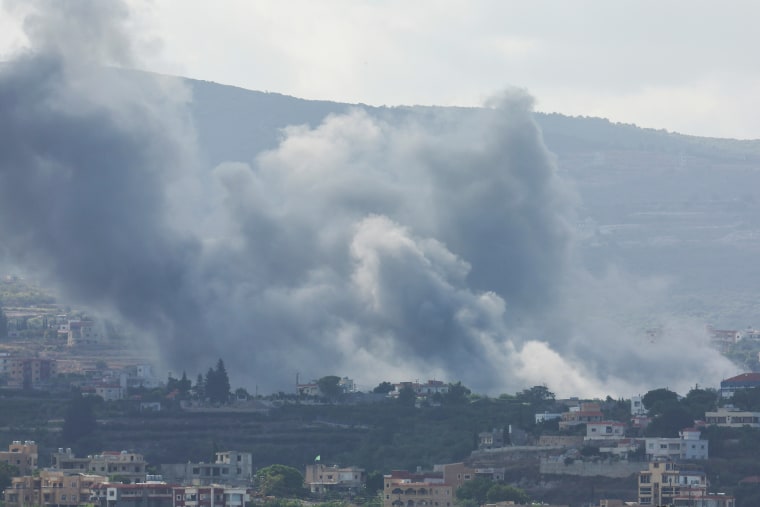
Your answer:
95;383;125;401
383;470;453;507
0;441;38;475
390;380;450;399
91;482;175;507
172;486;247;507
705;407;760;428
160;451;253;486
631;395;648;416
304;464;365;494
88;451;148;483
51;448;90;473
535;412;562;424
644;428;708;461
5;358;57;389
637;461;707;506
478;428;504;449
559;402;604;429
719;372;760;398
672;494;735;507
3;471;106;507
67;319;102;346
585;421;626;440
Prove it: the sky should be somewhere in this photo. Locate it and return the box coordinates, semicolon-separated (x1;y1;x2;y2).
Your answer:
1;1;759;140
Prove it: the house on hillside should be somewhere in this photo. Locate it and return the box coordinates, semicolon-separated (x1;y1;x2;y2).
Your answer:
719;372;760;398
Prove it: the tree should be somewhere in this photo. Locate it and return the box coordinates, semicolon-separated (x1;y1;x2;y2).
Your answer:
195;373;205;399
397;385;416;407
256;464;306;498
205;359;231;404
444;382;472;405
62;394;97;444
642;388;679;416
372;381;394;394
485;484;529;504
646;404;694;437
456;477;492;505
0;462;19;491
516;385;556;405
317;375;343;400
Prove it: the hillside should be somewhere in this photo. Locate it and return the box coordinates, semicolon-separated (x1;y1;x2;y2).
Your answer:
187;78;760;328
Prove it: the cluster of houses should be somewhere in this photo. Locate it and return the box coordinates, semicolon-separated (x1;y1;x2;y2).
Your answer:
0;352;160;400
1;443;250;507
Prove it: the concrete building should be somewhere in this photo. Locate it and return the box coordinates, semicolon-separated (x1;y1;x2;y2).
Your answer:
585;421;626;440
705;407;760;428
631;395;647;416
0;441;38;475
304;464;365;494
67;319;102;346
5;358;57;389
51;448;90;473
644;429;708;461
91;482;175;507
172;486;246;507
559;402;604;429
672;494;735;507
160;451;253;486
637;461;707;506
3;471;106;507
88;451;148;483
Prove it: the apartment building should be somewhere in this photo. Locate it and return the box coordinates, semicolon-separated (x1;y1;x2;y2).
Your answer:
0;441;38;475
5;358;57;389
3;471;106;507
559;402;604;429
637;461;707;506
161;451;253;486
88;451;148;483
705;407;760;428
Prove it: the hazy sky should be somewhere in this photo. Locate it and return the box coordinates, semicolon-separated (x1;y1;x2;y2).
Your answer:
1;1;758;140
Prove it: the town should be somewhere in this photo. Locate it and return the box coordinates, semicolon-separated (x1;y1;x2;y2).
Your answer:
4;292;760;507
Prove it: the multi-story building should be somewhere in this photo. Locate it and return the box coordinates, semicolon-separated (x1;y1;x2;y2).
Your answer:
719;372;760;398
5;358;57;389
559;402;604;429
0;441;38;475
160;451;253;486
644;429;708;461
51;448;91;473
705;407;760;428
67;319;102;346
88;451;148;483
304;464;365;494
637;461;707;506
672;494;736;507
631;395;648;416
383;470;453;507
3;471;106;507
91;482;176;507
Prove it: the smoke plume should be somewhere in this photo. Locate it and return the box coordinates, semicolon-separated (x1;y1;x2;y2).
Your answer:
0;0;735;397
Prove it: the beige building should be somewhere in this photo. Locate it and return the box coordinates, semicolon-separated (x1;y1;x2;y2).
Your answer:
705;407;760;428
5;358;57;389
383;470;453;507
0;441;38;475
3;470;106;507
638;461;707;506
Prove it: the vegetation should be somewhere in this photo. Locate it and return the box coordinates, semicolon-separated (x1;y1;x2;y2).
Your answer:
204;359;231;404
256;464;307;498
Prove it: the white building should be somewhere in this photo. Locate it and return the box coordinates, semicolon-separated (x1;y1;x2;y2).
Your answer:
644;429;708;461
631;395;648;416
585;421;626;440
